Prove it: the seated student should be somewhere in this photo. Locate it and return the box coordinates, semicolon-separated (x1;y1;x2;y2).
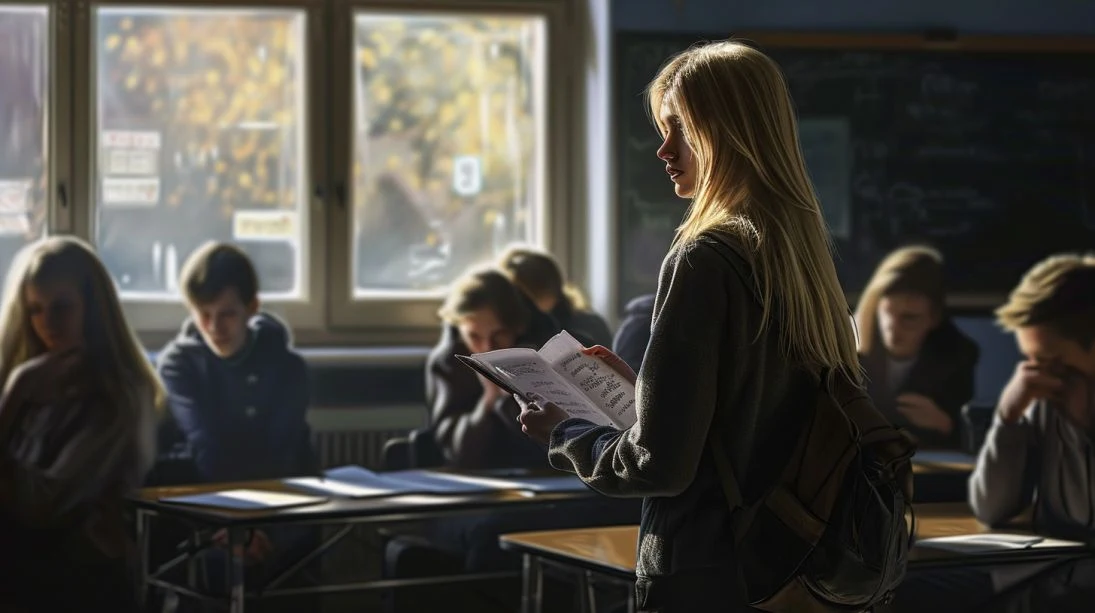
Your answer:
157;242;317;590
157;241;316;483
498;246;613;347
969;254;1095;540
613;293;656;374
0;237;160;612
854;246;979;449
427;266;559;469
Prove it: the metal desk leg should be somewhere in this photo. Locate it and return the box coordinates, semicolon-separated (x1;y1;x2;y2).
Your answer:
135;510;151;606
521;554;543;613
227;529;247;613
578;570;597;613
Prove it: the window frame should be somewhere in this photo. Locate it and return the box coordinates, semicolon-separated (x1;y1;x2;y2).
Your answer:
54;0;586;344
0;1;64;262
71;0;328;333
326;0;577;332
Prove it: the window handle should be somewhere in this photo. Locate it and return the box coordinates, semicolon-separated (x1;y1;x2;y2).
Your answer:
333;181;346;208
57;181;68;208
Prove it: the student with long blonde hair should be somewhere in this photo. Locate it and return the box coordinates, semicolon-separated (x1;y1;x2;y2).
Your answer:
0;237;161;612
518;40;861;611
854;246;978;449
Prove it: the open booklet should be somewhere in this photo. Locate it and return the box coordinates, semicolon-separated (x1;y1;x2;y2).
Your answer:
457;330;637;429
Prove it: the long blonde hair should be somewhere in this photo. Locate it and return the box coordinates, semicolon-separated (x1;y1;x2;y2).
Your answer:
0;237;163;459
648;40;859;381
853;246;945;355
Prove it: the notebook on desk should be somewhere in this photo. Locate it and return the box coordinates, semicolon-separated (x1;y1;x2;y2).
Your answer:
917;533;1085;554
160;488;328;511
285;465;590;497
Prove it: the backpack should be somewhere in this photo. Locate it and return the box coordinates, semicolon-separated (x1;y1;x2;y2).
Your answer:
704;232;918;612
710;372;917;612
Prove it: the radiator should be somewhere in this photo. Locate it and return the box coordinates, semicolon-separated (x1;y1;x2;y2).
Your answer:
311;428;410;470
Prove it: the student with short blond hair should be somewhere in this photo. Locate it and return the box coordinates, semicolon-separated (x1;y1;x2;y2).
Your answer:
970;253;1095;539
428;266;557;469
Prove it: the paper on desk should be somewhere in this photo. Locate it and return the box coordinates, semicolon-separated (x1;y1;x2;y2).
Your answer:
160;488;328;510
283;477;401;499
917;533;1084;554
316;465;590;495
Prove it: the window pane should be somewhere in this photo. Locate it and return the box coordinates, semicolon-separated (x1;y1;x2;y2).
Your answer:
95;7;308;300
352;13;546;296
0;6;49;286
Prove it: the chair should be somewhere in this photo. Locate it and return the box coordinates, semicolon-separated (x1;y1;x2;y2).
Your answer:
961;403;995;455
381;427;445;471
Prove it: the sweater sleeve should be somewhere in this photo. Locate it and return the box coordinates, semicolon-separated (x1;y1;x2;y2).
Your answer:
427;348;517;469
548;243;746;497
1;396;150;525
157;347;233;480
968;404;1042;526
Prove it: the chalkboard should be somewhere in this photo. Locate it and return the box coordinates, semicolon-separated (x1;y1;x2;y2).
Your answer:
615;34;1095;310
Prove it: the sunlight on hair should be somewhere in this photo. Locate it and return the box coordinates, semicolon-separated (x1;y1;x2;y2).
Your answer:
646;40;860;380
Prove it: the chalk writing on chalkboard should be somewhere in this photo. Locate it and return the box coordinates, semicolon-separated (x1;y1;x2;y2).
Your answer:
615;34;1095;306
799;118;852;239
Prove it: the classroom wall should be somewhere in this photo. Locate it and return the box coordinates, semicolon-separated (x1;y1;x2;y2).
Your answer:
611;0;1093;404
611;0;1095;35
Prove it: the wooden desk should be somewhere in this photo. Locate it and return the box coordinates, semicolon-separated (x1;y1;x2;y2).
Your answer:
912;451;976;503
132;471;599;613
913;451;977;474
499;502;1086;613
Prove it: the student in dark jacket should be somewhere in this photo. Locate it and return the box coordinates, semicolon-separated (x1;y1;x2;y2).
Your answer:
854;246;979;449
413;267;639;589
157;242;316;588
517;41;863;612
613;293;656;373
498;245;613;347
426;266;559;469
157;242;316;482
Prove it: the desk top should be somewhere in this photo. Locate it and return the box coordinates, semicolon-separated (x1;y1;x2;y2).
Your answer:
133;471;597;526
499;502;1075;576
912;451;976;474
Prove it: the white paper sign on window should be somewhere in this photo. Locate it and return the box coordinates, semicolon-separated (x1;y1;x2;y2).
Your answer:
233;210;297;242
101;130;161;176
102;178;161;206
0;179;32;236
452;155;482;197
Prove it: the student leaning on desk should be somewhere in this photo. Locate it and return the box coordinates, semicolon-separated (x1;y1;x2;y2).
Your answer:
970;254;1095;541
516;40;912;613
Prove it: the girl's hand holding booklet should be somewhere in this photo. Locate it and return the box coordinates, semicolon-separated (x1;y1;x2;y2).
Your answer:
457;330;637;429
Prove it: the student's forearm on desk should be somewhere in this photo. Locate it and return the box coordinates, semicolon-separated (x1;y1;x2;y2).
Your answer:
969;414;1039;526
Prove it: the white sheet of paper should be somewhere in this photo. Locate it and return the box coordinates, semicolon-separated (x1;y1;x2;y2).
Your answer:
918;533;1083;553
539;331;637;428
481;351;614;427
161;488;327;510
283;477;399;499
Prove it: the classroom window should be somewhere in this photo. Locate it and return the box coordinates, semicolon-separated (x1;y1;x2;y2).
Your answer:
350;12;547;297
93;6;309;301
0;5;49;286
